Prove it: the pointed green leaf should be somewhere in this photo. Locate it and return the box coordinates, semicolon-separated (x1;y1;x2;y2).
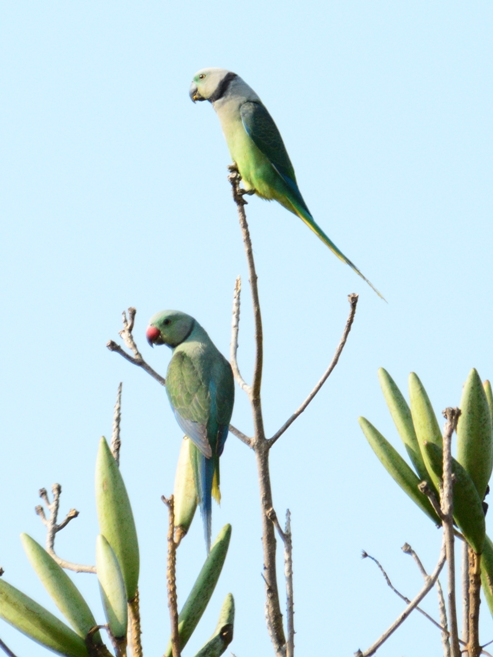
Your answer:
480;534;493;617
423;441;485;553
95;436;139;600
359;417;440;525
164;524;232;657
484;380;493;422
96;535;128;640
21;533;101;644
174;436;198;542
409;373;442;487
457;369;493;500
193;593;235;657
0;578;89;657
378;368;429;483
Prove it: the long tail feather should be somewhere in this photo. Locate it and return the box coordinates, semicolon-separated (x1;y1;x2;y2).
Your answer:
290;200;386;301
191;445;215;552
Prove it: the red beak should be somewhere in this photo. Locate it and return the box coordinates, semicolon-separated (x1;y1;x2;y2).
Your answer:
146;326;161;347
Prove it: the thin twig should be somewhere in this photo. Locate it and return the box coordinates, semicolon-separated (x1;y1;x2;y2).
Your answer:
111;382;122;465
402;543;449;656
268;293;359;448
0;638;18;657
363;549;446;635
441;408;461;657
35;484;96;574
230;276;250;394
162;496;180;657
356;534;447;656
107;340;166;386
228;168;285;656
228;424;253;448
268;509;295;657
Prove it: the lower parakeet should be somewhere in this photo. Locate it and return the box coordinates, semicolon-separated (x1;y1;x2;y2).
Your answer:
146;310;234;551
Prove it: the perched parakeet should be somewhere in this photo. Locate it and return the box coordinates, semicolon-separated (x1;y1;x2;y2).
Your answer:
190;67;383;299
146;310;234;551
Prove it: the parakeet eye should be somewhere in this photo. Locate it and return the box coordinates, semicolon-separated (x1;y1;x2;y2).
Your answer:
199;73;206;79
164;319;171;325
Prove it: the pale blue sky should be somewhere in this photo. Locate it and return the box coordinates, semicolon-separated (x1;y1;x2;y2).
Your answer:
1;2;493;655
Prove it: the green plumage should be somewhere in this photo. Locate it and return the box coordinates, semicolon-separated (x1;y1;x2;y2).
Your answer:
190;67;384;299
147;310;234;551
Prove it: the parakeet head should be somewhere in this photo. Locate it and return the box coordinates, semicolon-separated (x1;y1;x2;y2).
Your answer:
146;310;195;348
189;68;238;103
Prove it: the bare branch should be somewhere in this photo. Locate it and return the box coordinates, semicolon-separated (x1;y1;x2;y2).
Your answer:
162;496;180;657
462;542;470;645
228;168;265;424
128;590;143;657
468;547;482;657
228;423;253;448
268;293;359;448
356;534;447;656
228;168;285;655
111;382;123;465
268;509;295;657
441;407;461;657
107;340;166;386
230;276;250;394
36;484;95;574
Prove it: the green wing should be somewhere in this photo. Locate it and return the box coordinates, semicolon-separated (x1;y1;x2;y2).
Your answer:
240;101;297;183
166;351;212;458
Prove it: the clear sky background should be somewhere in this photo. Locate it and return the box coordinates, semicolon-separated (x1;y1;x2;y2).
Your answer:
1;2;492;656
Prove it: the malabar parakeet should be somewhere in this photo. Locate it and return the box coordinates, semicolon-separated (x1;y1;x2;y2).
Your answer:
146;310;234;551
189;68;383;299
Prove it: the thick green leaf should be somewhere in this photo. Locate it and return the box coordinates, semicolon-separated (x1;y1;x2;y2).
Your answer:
21;534;101;644
96;535;128;640
457;369;493;500
95;436;139;600
174;436;198;542
481;534;493;617
164;524;232;657
423;441;485;553
0;578;89;657
193;593;235;657
359;417;440;525
409;373;442;487
378;368;429;483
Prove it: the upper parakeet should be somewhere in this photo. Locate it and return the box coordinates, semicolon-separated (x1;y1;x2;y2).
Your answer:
146;310;234;551
189;67;383;299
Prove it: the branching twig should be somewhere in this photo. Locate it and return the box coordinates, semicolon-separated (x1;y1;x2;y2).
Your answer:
35;484;95;574
441;408;461;657
402;543;450;656
268;293;358;448
111;382;122;465
268;509;295;657
362;549;446;635
162;495;180;657
356;534;447;656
